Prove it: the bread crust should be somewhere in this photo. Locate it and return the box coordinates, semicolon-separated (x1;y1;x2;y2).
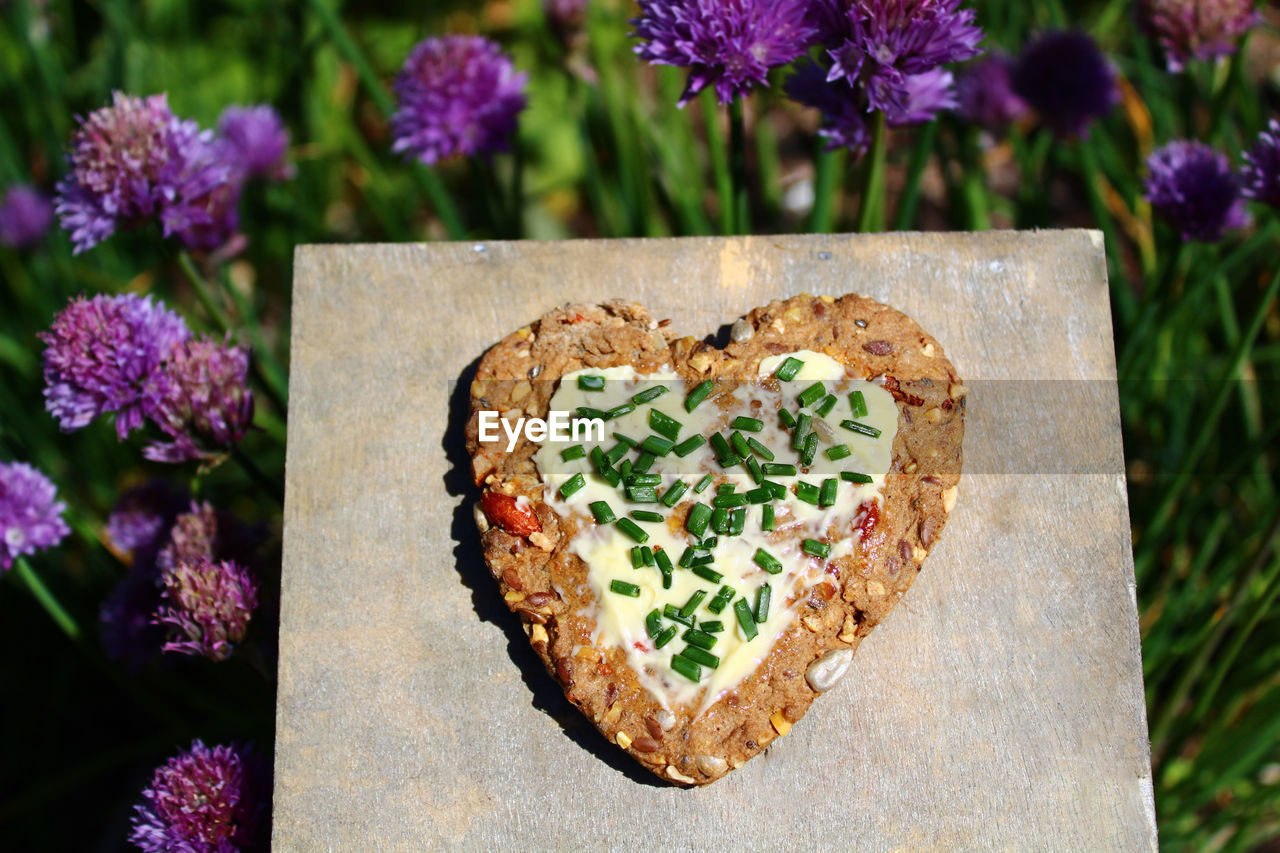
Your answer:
464;294;964;785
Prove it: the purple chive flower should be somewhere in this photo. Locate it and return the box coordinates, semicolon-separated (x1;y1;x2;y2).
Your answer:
1242;119;1280;208
157;501;259;576
106;480;188;557
100;568;167;669
955;55;1026;130
632;0;818;106
1011;31;1118;138
391;36;528;165
55;92;231;254
156;555;258;661
144;337;254;464
130;740;269;853
217;105;294;182
786;60;872;151
0;461;70;570
1136;0;1259;72
0;184;54;248
1144;140;1250;242
39;293;191;438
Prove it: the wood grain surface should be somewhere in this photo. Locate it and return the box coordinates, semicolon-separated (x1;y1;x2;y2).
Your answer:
273;232;1156;851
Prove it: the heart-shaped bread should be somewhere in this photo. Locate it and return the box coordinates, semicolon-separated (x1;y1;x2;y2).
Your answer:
465;293;964;785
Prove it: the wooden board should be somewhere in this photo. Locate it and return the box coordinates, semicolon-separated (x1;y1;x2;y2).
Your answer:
273;232;1156;850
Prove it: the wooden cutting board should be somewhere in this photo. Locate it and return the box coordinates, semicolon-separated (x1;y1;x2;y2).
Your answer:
272;232;1156;850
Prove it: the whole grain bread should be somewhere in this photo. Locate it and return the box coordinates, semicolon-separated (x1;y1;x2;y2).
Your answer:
464;293;964;785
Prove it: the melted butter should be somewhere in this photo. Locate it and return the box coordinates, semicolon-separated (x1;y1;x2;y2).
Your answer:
533;351;897;716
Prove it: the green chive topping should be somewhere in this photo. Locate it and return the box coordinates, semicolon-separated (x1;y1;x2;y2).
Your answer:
693;475;714;494
778;409;796;429
841;471;874;484
599;443;625;467
798;382;826;408
641;546;655;566
578;374;605;391
660;480;689;508
597;465;621;488
670;654;702;682
680;646;720;669
613;432;639;447
645;608;662;638
692;564;724;584
717;483;736;494
678;546;695;568
560;444;586;461
753;548;783;574
616;518;649;543
710;506;729;534
654;625;678;649
800;432;818;467
659;559;673;589
577;406;610;420
679;589;707;618
684;379;714;412
755;584;772;624
632;452;656;474
802;538;832;558
689;553;715;567
840;419;882;438
589;501;616;524
820;478;838;507
686;503;712;538
814;394;838;418
849;390;868;418
728;507;746;536
683;628;718;650
630;547;644;569
792;413;812;451
825;444;852;461
648;409;683;441
628;473;662;485
709;432;733;463
700;620;724;633
731;415;764;432
589;446;609;471
745;436;775;461
745;456;764;485
615;460;631;480
625;485;658;503
631;509;664;523
640;435;675;456
707;586;735;614
701;536;718;549
632;385;669;404
762;462;797;477
729;430;752;460
774;357;804;381
746;487;771;504
559;473;586;499
762;479;787;500
610;580;641;597
712;492;748;509
733;598;759;640
795;481;820;505
664;604;694;627
761;504;775;531
673;434;707;457
605;403;635;420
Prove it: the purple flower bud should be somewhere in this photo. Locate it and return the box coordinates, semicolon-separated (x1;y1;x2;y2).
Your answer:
144;337;254;464
156;555;258;661
39;293;191;438
955;55;1026;130
1011;31;1118;138
100;567;167;669
130;740;269;852
1136;0;1259;72
217;105;294;182
1144;140;1249;242
1242;118;1280;209
632;0;818;107
786;60;871;153
0;461;70;570
391;36;528;165
106;480;188;557
157;501;259;578
0;184;54;248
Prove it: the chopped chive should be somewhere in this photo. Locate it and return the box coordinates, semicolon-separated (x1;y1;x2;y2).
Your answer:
654;547;674;573
798;382;826;408
654;625;678;649
774;357;804;381
610;580;641;597
701;536;718;549
625;485;659;503
745;437;775;461
658;558;673;589
711;506;730;534
578;374;606;391
640;435;676;456
819;478;838;507
709;432;733;462
734;598;759;640
762;479;788;500
648;409;682;441
731;415;764;432
577;406;610;420
684;379;714;412
840;419;882;438
645;608;662;638
802;538;832;558
753;548;783;574
632;509;664;523
717;483;736;494
707;585;736;614
559;473;586;499
762;462;797;476
560;444;586;461
660;480;689;508
632;452;656;474
632;385;669;404
778;409;796;429
673;434;707;457
617;459;632;479
613;432;638;447
664;604;694;627
729;430;752;460
728;508;747;536
689;553;715;567
792;413;812;450
589;501;616;524
683;628;719;650
825;444;852;461
700;620;724;633
679;590;708;618
615;518;649;543
692;564;724;584
761;504;775;531
746;487;771;504
686;503;712;538
841;471;874;484
814;394;838;418
641;546;655;566
680;646;720;669
754;584;772;623
694;474;714;494
718;453;743;468
627;472;662;485
800;432;818;467
745;455;764;484
670;654;703;682
589;446;608;471
604;442;630;466
630;546;644;569
849;390;868;418
712;492;748;509
795;481;820;504
678;546;695;568
596;464;621;488
605;402;635;420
